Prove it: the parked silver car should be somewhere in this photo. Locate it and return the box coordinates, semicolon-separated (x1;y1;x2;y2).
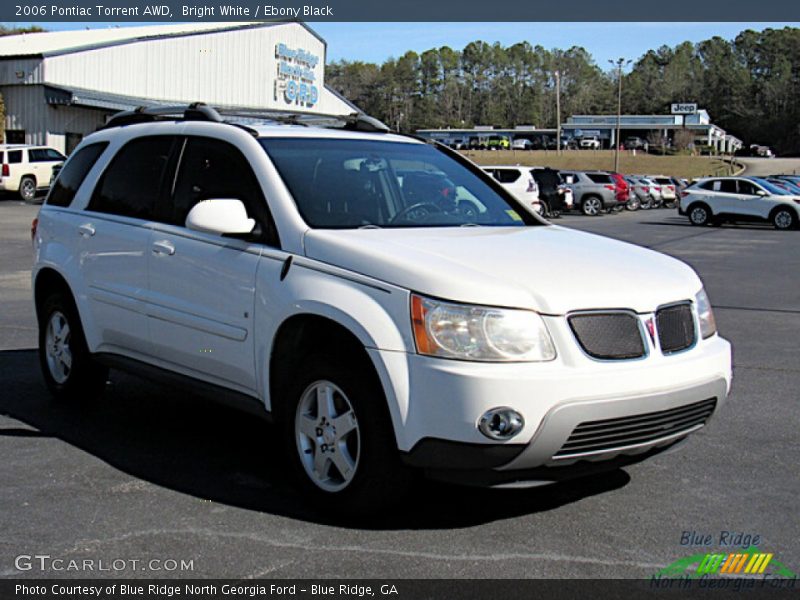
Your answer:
560;171;619;216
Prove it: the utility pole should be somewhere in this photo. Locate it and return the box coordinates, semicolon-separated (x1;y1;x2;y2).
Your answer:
609;58;631;172
555;70;561;155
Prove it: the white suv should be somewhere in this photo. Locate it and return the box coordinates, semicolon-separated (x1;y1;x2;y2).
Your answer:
33;105;732;509
482;166;542;215
680;176;800;230
1;144;66;201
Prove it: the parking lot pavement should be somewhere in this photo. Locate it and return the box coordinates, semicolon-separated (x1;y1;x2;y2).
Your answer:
1;202;798;579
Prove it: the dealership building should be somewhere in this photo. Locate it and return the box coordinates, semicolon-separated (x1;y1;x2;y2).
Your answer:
418;109;743;153
0;22;357;154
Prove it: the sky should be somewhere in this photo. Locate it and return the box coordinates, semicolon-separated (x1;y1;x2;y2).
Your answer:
8;21;799;70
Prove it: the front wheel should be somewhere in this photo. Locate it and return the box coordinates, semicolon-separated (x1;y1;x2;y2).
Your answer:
281;355;412;512
772;207;797;231
626;198;641;211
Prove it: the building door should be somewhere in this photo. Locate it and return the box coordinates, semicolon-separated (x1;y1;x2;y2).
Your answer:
66;133;83;155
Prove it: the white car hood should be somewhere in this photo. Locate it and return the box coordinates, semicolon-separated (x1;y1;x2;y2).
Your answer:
303;225;702;314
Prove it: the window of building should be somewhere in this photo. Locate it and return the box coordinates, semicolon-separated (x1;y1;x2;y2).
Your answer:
5;130;25;144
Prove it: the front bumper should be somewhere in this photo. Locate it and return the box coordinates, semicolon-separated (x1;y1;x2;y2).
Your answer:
387;331;732;485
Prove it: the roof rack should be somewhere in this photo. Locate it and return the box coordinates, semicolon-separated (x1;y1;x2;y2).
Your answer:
101;102;391;134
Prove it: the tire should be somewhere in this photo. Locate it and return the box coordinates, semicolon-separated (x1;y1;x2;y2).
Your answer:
640;198;652;210
19;176;37;202
688;204;711;226
771;207;797;231
581;196;603;216
38;291;108;401
626;198;641;211
279;353;412;514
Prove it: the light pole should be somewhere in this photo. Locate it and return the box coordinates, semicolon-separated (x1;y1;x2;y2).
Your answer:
609;58;631;172
555;70;561;155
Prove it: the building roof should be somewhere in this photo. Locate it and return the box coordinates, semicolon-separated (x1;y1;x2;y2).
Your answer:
0;22;326;58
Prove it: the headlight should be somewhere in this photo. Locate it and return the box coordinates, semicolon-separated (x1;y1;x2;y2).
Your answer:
695;288;717;339
410;294;556;362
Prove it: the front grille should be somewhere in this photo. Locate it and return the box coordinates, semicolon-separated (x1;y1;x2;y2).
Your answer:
568;312;645;360
657;303;696;354
554;398;717;459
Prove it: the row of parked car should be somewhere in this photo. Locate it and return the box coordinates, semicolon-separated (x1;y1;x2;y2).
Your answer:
482;165;686;217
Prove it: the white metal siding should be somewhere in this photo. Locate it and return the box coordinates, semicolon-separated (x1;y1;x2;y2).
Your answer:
0;58;44;86
43;23;351;114
2;84;107;152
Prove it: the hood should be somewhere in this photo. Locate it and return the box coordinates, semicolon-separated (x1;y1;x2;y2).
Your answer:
303;226;702;314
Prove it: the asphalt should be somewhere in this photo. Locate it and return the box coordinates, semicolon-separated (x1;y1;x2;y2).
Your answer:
1;197;798;579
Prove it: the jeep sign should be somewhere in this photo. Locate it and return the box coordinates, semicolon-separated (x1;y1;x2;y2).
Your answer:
671;103;698;115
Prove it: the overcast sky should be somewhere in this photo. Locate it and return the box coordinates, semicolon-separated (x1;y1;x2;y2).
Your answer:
10;21;798;70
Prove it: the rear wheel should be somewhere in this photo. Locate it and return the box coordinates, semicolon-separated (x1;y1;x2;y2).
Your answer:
581;196;602;216
771;207;797;231
280;354;412;513
688;204;711;226
626;198;641;211
38;291;107;401
19;176;37;202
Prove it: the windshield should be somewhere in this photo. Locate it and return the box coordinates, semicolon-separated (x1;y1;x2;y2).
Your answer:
749;178;791;195
260;138;535;229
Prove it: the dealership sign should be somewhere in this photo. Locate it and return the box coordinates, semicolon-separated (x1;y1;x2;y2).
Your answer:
671;103;698;115
274;43;319;107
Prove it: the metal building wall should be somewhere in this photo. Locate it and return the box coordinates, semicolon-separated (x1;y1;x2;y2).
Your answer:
43;23;351;114
2;84;108;152
2;85;47;145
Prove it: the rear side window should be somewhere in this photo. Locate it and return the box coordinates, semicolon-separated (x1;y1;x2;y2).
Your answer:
493;169;521;184
587;173;612;184
718;180;737;194
46;142;108;207
8;150;22;164
88;136;177;220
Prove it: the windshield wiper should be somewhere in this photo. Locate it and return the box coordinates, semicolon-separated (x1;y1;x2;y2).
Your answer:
358;223;382;229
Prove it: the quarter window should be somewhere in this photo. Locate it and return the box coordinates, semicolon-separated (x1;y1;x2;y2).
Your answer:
88;136;177;220
46;143;108;207
8;150;22;164
493;169;521;184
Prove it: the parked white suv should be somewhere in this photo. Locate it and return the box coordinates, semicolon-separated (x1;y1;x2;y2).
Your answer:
33;105;731;509
680;176;800;230
483;165;542;215
1;144;66;201
579;136;601;150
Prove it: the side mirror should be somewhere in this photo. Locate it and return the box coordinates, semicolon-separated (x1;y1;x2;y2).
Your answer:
185;199;256;235
756;189;767;197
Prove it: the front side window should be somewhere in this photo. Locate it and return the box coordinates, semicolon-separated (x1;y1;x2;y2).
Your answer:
88;136;177;220
261;138;535;229
46;142;108;207
169;137;267;227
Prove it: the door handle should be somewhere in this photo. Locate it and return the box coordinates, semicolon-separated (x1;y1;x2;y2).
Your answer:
152;240;175;256
78;224;95;237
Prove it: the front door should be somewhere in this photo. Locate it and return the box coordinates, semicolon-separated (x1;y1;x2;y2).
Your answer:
146;136;273;394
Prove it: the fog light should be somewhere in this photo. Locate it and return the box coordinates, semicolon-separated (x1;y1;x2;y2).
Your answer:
478;408;524;440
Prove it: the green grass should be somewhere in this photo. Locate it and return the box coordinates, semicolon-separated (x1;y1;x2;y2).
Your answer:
463;149;740;179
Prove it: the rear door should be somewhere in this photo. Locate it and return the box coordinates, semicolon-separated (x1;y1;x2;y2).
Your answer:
81;136;179;356
145;136;272;393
